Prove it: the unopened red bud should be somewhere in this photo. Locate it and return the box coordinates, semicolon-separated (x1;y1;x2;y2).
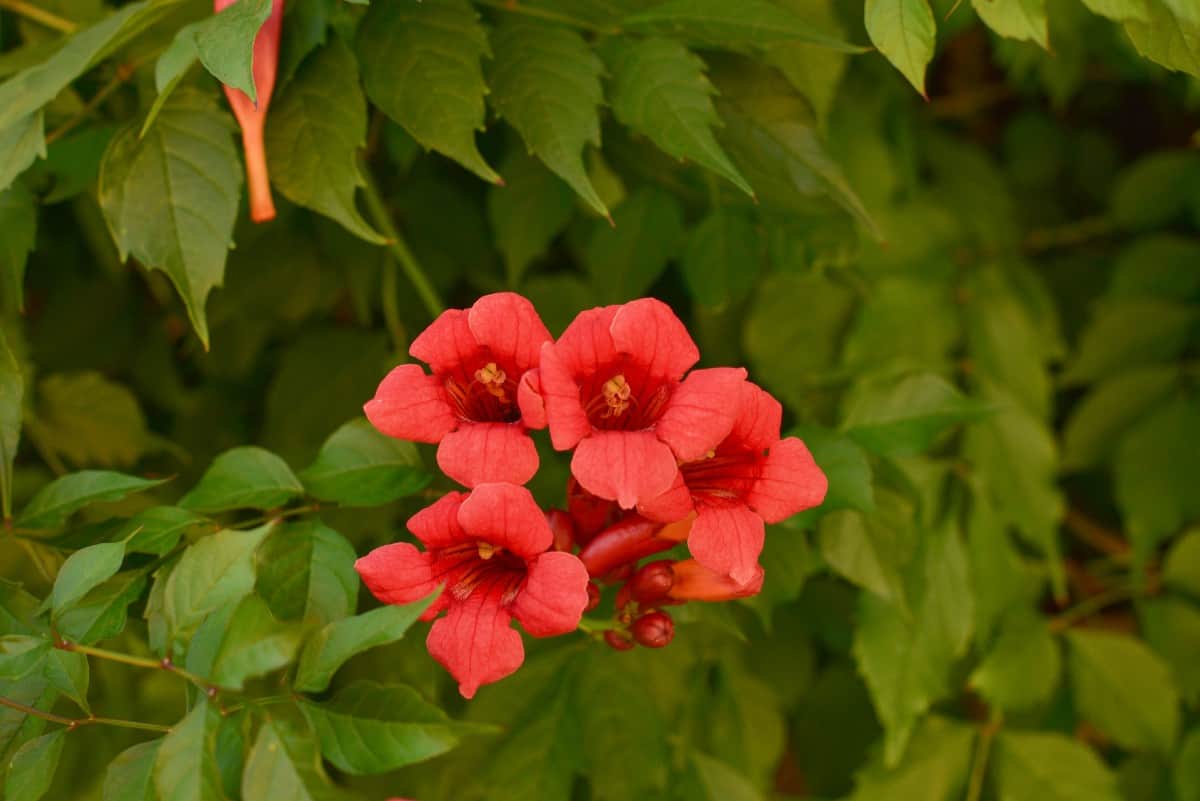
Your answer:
631;611;674;648
604;563;635;584
603;630;635;651
585;582;601;612
579;515;676;578
567;477;619;542
629;560;675;604
546;509;577;552
615;584;632;611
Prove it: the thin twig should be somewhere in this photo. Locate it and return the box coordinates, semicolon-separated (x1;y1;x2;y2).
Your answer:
58;641;226;696
1063;507;1130;561
46;60;144;146
965;716;1001;801
230;504;321;531
473;0;620;35
0;0;76;33
0;696;171;733
361;170;445;320
1048;584;1140;633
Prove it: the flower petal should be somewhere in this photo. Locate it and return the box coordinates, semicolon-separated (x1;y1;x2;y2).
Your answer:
426;583;523;698
610;298;699;382
410;308;480;375
655;367;747;462
468;292;553;373
437;423;539;488
541;306;622;450
407;492;469;549
517;369;547;430
456;483;554;558
668;558;763;601
637;471;695;523
571;430;679;509
747;437;828;523
687;502;765;587
724;381;783;453
355;542;440;605
363;364;457;443
512;551;590;637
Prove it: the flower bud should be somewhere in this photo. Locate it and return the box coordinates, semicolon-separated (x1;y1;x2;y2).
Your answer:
578;515;676;578
603;630;635;651
667;559;763;601
628;560;675;604
631;611;674;648
545;509;577;552
585;582;601;612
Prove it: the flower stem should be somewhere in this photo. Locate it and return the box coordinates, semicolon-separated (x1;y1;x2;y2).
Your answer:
45;60;143;146
230;503;321;530
1048;584;1140;633
0;0;76;33
966;716;1001;801
361;168;445;320
472;0;619;34
576;617;612;635
0;696;171;733
60;641;222;695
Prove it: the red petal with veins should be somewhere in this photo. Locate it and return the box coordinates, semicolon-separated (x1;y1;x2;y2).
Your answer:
517;368;547;430
570;430;679;509
436;422;539;488
637;470;695;523
686;501;766;587
410;309;479;376
656;367;747;462
364;364;457;443
426;581;524;699
747;437;828;523
724;381;783;453
540;308;620;450
512;551;590;637
407;492;469;549
354;543;440;606
456;483;554;558
609;298;699;382
468;292;552;374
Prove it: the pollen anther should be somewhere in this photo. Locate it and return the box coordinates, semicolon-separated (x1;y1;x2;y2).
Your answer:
602;374;633;417
474;362;508;399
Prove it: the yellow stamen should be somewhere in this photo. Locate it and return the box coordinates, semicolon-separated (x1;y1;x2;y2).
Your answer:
602;374;632;417
474;362;508;399
477;541;499;560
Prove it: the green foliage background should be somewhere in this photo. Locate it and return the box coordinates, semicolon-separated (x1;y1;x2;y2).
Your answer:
0;0;1198;800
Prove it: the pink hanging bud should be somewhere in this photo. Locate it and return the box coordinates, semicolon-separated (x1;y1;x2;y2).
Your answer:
631;611;674;648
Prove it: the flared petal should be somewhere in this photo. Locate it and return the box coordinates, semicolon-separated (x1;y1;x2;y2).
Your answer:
456;482;554;558
668;558;763;601
355;543;440;606
517;369;547;430
724;381;783;454
363;364;457;443
426;583;523;699
407;492;469;549
552;305;620;376
637;470;695;523
436;422;539;488
687;502;766;587
656;367;747;462
512;551;590;637
538;342;591;450
610;298;699;382
468;292;552;373
410;308;480;375
747;437;828;523
570;430;679;509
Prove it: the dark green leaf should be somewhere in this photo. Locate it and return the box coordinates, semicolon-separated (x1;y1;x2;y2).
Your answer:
50;540;125;617
55;572;146;645
103;740;161;801
125;506;210;556
1164;529;1200;599
680;209;762;308
0;636;49;681
1178;727;1200;801
970;609;1060;712
255;520;357;624
1063;301;1195;386
209;594;302;690
0;328;23;520
624;0;862;51
842;372;988;456
298;419;429;507
1139;597;1200;707
179;446;303;513
5;729;65;801
584;187;684;303
156;0;273;104
686;753;759;801
993;731;1121;801
1111;151;1200;228
788;425;874;518
42;648;88;712
17;471;167;529
1062;366;1179;470
164;525;271;640
242;716;343;801
0;113;45;192
154;700;224;801
31;371;158;468
845;717;975;801
487;149;576;286
818;489;915;607
0;184;36;308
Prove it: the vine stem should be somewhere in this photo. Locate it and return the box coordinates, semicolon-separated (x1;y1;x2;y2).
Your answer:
0;696;171;733
0;0;76;33
966;716;1001;801
361;170;445;320
576;617;612;635
1048;584;1140;633
45;60;143;146
230;503;321;530
58;641;224;696
472;0;619;34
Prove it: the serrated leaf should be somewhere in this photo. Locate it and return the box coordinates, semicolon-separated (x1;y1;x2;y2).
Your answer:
1062;366;1179;470
99;91;241;348
0;328;23;521
357;0;498;183
1125;2;1200;78
42;648;88;712
125;506;210;556
0;113;46;192
845;716;975;801
0;636;49;681
294;595;436;693
865;0;936;95
51;540;126;617
103;740;161;801
972;0;1049;47
298;419;429;507
970;610;1060;712
55;572;146;645
208;594;302;690
0;184;36;308
301;681;495;774
1063;300;1195;385
842;372;989;456
487;149;576;286
584;187;684;302
255;520;357;625
489;20;607;216
30;371;157;468
17;471;166;530
624;0;862;51
265;39;383;243
605;37;752;196
243;717;344;801
154;700;224;801
993;731;1121;801
1067;628;1181;754
818;493;914;607
156;0;273;105
164;525;271;640
180;446;303;513
680;209;762;308
6;729;65;801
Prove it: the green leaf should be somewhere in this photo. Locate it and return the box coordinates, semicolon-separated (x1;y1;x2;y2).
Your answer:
1178;727;1200;801
55;572;146;645
786;425;874;520
842;279;961;373
125;506;210;556
50;540;126;617
0;113;46;193
818;490;915;607
1063;301;1195;386
487;149;576;286
154;700;224;801
864;0;937;95
17;471;166;530
842;372;988;456
98;90;241;348
242;717;343;801
30;371;158;469
164;525;271;640
103;740;161;801
157;0;273;104
970;610;1060;712
180;446;304;513
293;594;436;693
264;39;383;243
1110;151;1200;229
845;717;975;801
42;648;88;712
1140;597;1200;706
1080;0;1149;21
584;187;684;303
1164;529;1200;599
624;0;863;51
0;328;23;520
255;520;357;625
301;681;494;774
208;594;302;690
1066;628;1180;754
686;753;760;801
1125;2;1200;78
1061;366;1179;470
992;731;1121;801
680;209;762;308
604;37;752;196
972;0;1049;47
5;730;65;801
298;419;429;507
0;636;49;681
488;20;607;217
0;184;36;308
356;0;498;183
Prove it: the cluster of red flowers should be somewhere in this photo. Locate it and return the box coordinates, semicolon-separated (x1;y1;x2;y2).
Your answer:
356;294;827;698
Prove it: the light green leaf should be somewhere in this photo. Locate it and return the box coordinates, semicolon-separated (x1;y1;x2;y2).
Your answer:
164;525;271;640
265;39;383;243
242;717;343;801
1067;628;1180;754
1125;2;1200;78
301;681;495;774
255;520;357;625
687;753;760;801
584;187;684;303
30;371;157;469
865;0;936;95
55;572;146;645
1110;152;1200;230
17;471;166;530
1178;727;1200;801
489;20;607;216
125;506;210;556
357;0;498;183
992;731;1121;801
605;37;752;195
208;594;302;690
298;419;429;507
156;0;273;105
970;610;1060;712
1140;597;1200;706
681;209;762;308
818;491;915;607
0;184;36;308
842;278;961;373
1061;366;1179;470
1164;529;1200;599
98;90;241;348
1080;0;1149;21
5;730;65;801
103;740;161;801
845;717;975;801
154;700;224;801
0;636;49;681
42;648;88;712
0;113;46;192
0;328;23;520
842;372;988;456
787;425;874;518
972;0;1049;47
51;541;126;617
624;0;863;51
294;595;436;693
180;446;303;513
1063;300;1195;386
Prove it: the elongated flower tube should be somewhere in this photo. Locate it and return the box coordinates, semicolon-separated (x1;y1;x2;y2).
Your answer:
216;0;284;222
